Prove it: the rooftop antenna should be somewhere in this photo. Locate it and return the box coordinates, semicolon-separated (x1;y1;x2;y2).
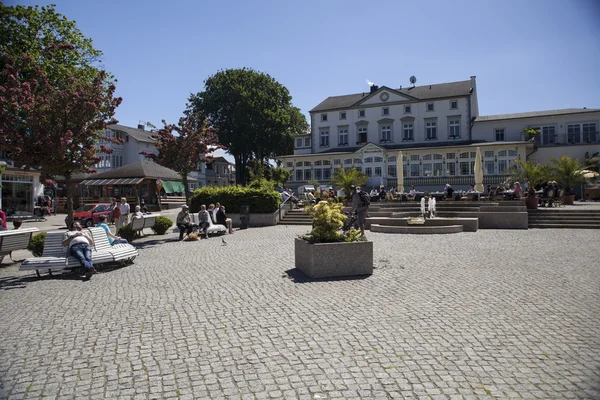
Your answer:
409;76;417;88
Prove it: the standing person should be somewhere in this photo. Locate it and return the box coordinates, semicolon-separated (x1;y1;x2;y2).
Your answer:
116;197;130;230
96;215;128;245
216;205;234;234
351;185;370;236
176;205;193;241
0;209;6;229
109;198;119;224
62;222;96;280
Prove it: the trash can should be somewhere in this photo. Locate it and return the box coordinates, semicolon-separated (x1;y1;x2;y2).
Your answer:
239;205;250;230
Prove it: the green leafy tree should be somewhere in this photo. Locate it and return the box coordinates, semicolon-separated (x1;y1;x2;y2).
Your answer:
268;165;291;187
187;68;308;185
509;160;552;193
550;155;586;194
330;167;368;196
583;151;600;172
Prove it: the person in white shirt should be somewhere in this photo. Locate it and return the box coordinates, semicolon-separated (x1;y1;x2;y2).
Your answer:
409;186;417;196
116;197;130;230
62;221;96;280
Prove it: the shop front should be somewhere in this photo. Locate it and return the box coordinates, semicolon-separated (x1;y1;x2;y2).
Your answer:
0;169;44;217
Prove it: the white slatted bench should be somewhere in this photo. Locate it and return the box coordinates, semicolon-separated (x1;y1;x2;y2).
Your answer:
130;214;160;236
87;227;138;264
189;213;226;236
0;227;40;263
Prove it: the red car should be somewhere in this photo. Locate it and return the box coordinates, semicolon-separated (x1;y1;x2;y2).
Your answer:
65;203;113;228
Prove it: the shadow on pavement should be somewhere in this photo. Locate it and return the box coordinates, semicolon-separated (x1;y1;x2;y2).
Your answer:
284;268;371;284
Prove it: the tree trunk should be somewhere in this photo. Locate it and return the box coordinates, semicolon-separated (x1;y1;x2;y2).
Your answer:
65;174;74;229
182;173;190;204
234;155;245;186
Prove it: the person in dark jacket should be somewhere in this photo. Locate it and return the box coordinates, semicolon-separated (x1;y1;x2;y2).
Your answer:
216;205;234;234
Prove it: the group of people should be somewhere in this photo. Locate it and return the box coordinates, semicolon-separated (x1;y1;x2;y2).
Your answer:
176;202;234;241
108;197;152;230
369;186;387;202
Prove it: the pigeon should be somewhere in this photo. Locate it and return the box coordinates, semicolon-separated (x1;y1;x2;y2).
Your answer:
222;238;227;246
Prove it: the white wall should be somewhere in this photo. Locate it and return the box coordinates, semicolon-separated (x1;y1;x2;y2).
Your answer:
530;144;600;164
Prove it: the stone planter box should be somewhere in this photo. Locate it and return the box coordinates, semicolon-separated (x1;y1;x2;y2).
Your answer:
294;238;373;278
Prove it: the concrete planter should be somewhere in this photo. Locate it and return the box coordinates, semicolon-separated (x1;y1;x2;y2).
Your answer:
294;238;373;278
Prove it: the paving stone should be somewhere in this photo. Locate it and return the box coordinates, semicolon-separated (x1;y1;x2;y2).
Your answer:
0;227;599;399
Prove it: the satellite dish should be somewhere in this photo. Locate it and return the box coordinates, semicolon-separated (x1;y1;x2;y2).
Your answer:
409;76;417;87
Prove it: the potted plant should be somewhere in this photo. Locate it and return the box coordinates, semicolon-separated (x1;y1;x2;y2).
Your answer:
509;160;552;209
550;155;586;205
329;166;367;207
295;200;373;278
522;127;540;142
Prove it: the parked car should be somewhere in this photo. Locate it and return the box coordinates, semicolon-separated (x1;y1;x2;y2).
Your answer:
65;203;112;228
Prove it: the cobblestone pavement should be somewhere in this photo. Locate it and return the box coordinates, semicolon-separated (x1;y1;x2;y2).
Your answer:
1;227;599;399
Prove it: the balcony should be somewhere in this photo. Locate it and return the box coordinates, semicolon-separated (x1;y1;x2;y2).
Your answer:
531;131;600;147
387;174;513;188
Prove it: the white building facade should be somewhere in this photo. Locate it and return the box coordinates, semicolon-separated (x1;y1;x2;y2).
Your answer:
278;77;599;192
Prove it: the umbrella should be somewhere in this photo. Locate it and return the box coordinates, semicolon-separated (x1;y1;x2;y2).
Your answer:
577;169;599;179
474;147;484;192
397;151;405;193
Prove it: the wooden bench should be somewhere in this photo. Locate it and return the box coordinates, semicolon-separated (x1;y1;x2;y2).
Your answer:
129;214;160;236
0;227;40;263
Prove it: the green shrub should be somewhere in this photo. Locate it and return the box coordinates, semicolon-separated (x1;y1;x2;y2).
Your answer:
27;232;46;257
152;216;173;235
117;224;136;242
190;185;280;214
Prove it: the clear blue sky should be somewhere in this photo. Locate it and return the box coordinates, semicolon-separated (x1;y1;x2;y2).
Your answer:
12;0;600;148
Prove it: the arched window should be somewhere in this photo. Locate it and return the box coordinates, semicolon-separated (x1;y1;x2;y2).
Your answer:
388;156;396;162
364;157;373;163
422;154;432;161
374;156;384;162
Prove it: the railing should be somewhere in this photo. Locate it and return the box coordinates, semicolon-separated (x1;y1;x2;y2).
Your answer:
387;174;513;188
278;195;291;221
530;131;600;147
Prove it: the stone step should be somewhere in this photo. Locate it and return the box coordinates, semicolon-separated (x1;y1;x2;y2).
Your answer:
528;223;600;229
278;220;312;225
528;216;600;220
370;224;464;234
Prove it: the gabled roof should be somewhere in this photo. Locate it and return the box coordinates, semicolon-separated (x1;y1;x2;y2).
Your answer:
207;156;233;165
108;124;156;143
83;161;196;181
310;80;472;113
475;108;600;122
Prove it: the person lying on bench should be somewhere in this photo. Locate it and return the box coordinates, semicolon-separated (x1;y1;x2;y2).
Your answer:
62;221;96;280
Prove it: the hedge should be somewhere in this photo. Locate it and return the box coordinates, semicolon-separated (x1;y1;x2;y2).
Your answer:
190;186;280;214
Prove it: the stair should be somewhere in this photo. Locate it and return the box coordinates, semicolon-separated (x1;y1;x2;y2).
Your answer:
278;209;312;225
528;209;600;229
370;224;464;234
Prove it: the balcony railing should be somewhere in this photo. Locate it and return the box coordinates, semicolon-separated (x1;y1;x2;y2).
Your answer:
387;174;513;188
531;131;600;147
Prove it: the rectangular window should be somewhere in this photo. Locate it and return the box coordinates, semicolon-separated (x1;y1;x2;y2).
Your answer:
319;130;329;147
433;162;443;176
495;128;505;141
304;137;311;147
304;169;311;180
459;161;470;175
446;153;455;159
295;169;303;181
286;162;293;168
365;167;373;177
485;160;495;175
387;165;396;177
446;163;456;176
338;128;348;145
542;126;556;145
583;123;597;143
404;105;411;113
358;127;367;143
426;103;434;112
296;138;303;148
410;164;420;177
344;159;352;165
411;154;419;161
380;125;392;142
339;111;346;120
403;123;414;141
382;107;389;116
567;124;580;144
374;167;382;177
426;121;437;140
449;119;460;138
498;160;508;173
314;169;322;180
423;163;433;176
321;113;327;122
450;100;458;109
359;110;365;118
323;168;331;180
334;159;341;165
484;150;494;158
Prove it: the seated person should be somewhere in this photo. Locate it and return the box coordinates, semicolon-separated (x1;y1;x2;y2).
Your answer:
444;184;454;199
62;221;96;280
370;187;378;197
379;186;386;201
468;184;475;192
208;203;217;223
176;205;193;241
306;191;316;204
12;219;23;229
142;206;151;215
132;205;144;219
513;182;523;199
486;184;493;198
216;205;234;234
96;215;128;245
409;186;417;196
198;204;211;239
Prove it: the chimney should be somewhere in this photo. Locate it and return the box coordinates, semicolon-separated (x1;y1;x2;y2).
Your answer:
137;124;145;130
370;85;379;93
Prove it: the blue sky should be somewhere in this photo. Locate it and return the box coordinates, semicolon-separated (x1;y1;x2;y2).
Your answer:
11;0;600;160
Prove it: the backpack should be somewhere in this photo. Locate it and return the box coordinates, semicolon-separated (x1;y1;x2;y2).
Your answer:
359;191;371;207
